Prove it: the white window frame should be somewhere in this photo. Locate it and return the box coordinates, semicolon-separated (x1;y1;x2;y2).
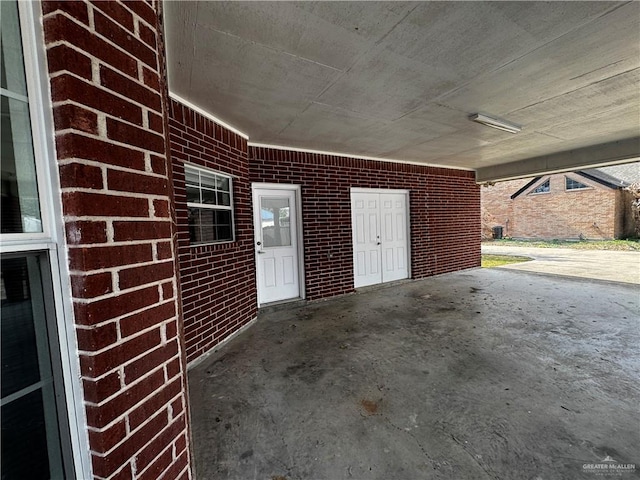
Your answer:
0;2;92;477
529;178;550;195
565;176;591;191
184;163;236;245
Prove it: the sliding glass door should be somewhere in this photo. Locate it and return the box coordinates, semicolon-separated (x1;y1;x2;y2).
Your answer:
1;253;68;478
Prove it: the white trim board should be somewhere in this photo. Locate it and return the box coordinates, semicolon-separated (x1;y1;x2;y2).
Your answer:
165;94;474;173
169;91;250;139
248;142;474;171
351;187;411;195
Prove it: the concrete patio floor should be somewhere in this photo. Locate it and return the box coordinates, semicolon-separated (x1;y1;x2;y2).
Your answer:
188;269;640;480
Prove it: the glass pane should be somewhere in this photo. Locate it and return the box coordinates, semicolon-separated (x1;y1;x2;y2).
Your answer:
216;225;231;240
1;0;28;96
185;185;200;204
199;209;214;227
214;210;232;241
217;192;230;206
566;177;587;190
189;207;233;243
532;180;549;194
188;207;201;243
1;253;65;479
199;172;218;189
199;224;215;243
214;210;231;226
201;187;216;205
1;388;52;479
184;168;199;187
1;93;42;234
1;256;42;397
197;208;215;242
216;176;230;192
261;197;291;247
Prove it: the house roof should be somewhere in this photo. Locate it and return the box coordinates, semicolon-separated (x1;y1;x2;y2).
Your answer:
510;162;639;199
164;2;640;183
596;162;640;184
579;169;630;189
510;177;542;200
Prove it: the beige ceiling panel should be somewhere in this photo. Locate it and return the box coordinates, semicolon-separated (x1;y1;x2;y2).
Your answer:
317;45;459;121
423;130;590;170
276;102;382;147
381;3;539;83
509;68;639;122
379;3;620;103
186;89;303;140
391;132;493;159
187;2;416;72
164;1;640;175
440;3;639;115
184;27;341;135
537;104;640;142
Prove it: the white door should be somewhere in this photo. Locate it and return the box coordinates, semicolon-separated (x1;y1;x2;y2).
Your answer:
352;190;409;288
352;192;383;287
253;186;301;304
380;193;409;282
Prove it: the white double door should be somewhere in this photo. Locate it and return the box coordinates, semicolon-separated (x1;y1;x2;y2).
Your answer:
253;185;303;305
351;189;409;288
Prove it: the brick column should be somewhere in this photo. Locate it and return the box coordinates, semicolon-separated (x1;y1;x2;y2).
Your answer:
42;1;191;478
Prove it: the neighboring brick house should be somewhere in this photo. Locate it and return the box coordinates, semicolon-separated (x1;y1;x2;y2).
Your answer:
1;1;479;479
481;163;639;240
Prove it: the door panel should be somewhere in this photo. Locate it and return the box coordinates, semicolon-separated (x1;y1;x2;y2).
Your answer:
398;247;406;269
352;193;382;287
283;256;295;285
356;252;366;276
254;187;301;304
355;214;365;244
381;193;409;282
352;191;409;287
263;258;277;287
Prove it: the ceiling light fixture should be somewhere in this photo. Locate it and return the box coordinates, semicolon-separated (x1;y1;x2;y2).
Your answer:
469;113;521;134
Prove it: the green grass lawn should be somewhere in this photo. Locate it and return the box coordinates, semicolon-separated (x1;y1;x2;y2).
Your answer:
481;254;532;268
484;238;640;251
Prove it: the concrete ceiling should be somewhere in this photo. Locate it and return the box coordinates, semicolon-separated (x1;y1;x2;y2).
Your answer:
164;1;640;181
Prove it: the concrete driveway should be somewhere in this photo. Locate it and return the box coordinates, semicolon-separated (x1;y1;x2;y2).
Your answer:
482;244;640;285
188;269;640;480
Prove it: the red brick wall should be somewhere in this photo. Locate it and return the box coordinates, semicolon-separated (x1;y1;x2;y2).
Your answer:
168;100;258;364
482;174;620;239
480;179;523;239
43;1;191;478
249;147;481;300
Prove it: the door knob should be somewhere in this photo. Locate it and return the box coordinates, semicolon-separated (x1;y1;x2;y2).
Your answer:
257;250;265;254
377;242;381;245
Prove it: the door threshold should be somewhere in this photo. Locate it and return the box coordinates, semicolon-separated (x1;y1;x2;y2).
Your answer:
258;297;306;312
354;278;412;292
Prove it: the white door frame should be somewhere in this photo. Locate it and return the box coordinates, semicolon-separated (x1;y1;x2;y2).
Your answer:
252;183;305;305
350;188;411;286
